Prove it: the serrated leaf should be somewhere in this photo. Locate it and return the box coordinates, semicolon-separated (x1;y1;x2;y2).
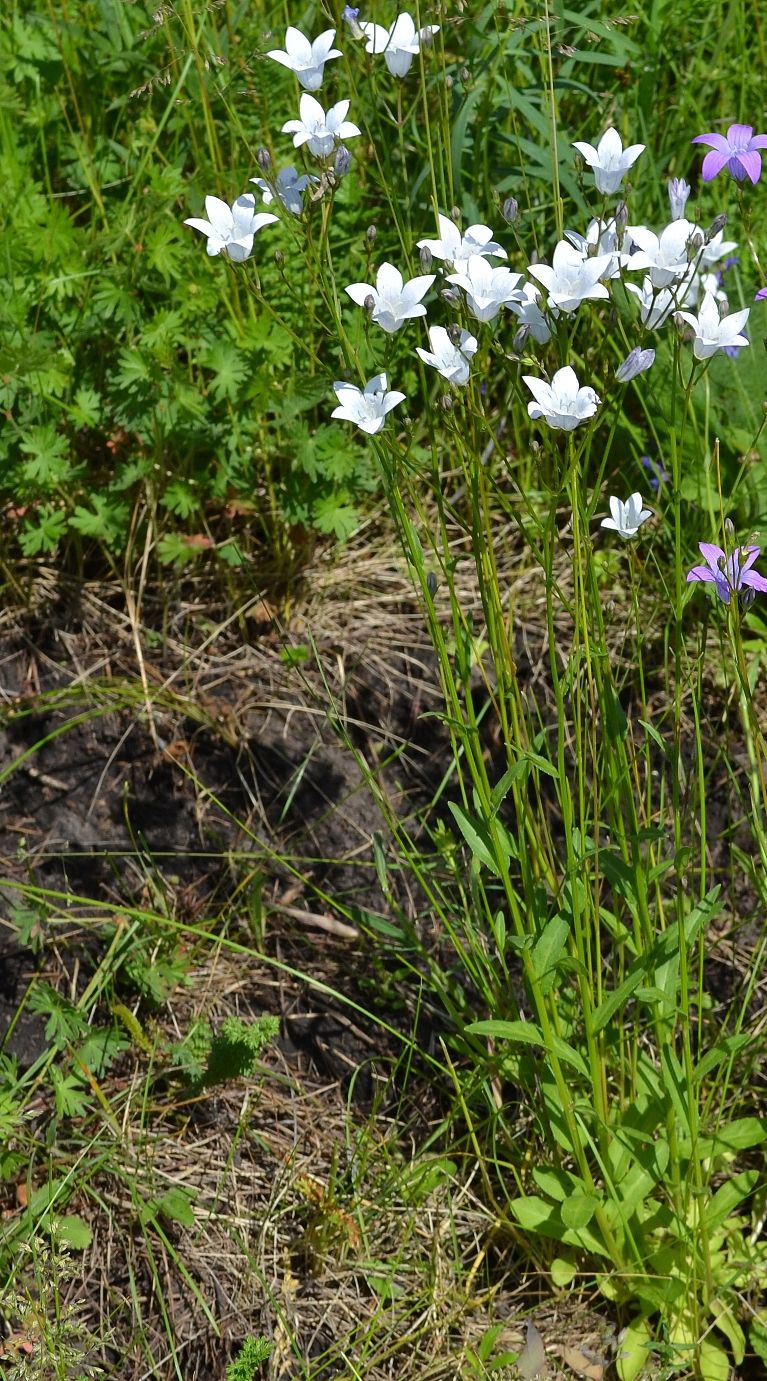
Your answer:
54;1214;93;1250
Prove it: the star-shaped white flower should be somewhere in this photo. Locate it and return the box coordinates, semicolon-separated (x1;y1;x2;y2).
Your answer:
331;373;406;434
677;291;750;360
628;219;700;288
523;365;600;431
600;492;653;538
359;12;439;78
445;255;523;322
183;194;278;261
345;262;435;333
700;228;738;268
416;325;478;385
417;213;507;269
266;27;342;91
250;166;316;216
527;239;612;313
572;127;645;195
625;276;682;330
282;95;361;159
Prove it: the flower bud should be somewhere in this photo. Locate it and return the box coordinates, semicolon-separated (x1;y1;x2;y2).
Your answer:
440;288;459;305
363;293;376;314
615;346;655;383
686;227;705;260
440;393;453;412
667;177;691;220
426;571;438;597
256;146;271;171
445;74;453;90
614;201;628;233
419;244;433;273
512;325;530;352
447;322;462;346
706;212;727;243
342;5;363;39
274;249;284;268
724;517;735;540
459;66;470;82
419;25;436;47
451;205;461;224
365;224;377;244
501;195;518;224
334;145;352;178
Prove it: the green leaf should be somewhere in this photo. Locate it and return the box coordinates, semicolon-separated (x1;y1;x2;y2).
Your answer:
697;1339;730;1381
616;1317;653;1381
54;1214;93;1250
704;1170;760;1230
531;914;570;994
448;801;503;876
550;1257;577;1287
466;1019;588;1075
560;1192;599;1230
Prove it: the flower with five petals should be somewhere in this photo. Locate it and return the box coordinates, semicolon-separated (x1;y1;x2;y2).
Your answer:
600;493;653;538
266;27;342;90
183;194;278;261
282;95;361;159
445;255;524;322
527;239;612;313
331;373;406;434
250;166;315;216
572;127;645;195
677;291;750;360
416;325;478;385
687;542;767;604
523;365;600;431
359;12;439;77
692;123;767;184
417;213;506;269
345;262;435;333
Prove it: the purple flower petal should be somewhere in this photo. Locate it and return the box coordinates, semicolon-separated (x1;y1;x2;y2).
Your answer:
734;150;762;183
726;122;754;148
743;571;767;593
701;149;730;181
692;132;730;151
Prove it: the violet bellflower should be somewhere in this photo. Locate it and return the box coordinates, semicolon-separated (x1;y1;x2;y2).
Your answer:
686;542;767;605
692;123;767;184
677;291;750;360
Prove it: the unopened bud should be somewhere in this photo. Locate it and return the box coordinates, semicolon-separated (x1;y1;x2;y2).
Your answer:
724;517;735;540
706;212;727;243
459;66;469;82
501;195;518;224
363;293;375;314
512;325;530;352
274;249;284;268
419;244;433;273
256;146;271;171
447;322;462;346
451;205;461;224
440;394;453;412
334;145;352;178
426;571;438;597
440;288;459;305
614;201;628;233
365;224;377;244
615;346;655;383
667;177;691;221
445;75;453;90
419;24;436;48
